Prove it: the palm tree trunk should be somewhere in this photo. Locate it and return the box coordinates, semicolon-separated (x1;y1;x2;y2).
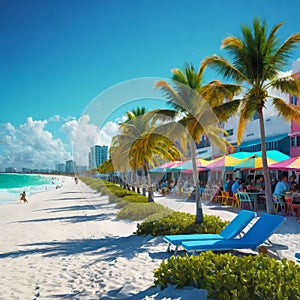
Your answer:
146;163;154;202
258;108;276;214
142;169;147;196
190;141;203;223
136;170;141;194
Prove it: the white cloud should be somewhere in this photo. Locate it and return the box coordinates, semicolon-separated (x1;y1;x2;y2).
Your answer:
61;114;121;166
0;117;70;170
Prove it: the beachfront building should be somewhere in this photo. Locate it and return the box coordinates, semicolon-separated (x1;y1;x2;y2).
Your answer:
65;160;76;174
289;71;300;157
55;163;66;173
197;62;300;159
88;145;108;169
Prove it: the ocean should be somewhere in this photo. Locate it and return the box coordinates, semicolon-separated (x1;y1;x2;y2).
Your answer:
0;173;59;204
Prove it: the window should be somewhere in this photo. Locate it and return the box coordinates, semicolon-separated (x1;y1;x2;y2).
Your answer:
291;95;298;105
291;136;300;147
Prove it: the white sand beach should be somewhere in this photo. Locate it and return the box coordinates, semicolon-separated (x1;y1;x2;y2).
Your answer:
0;176;299;299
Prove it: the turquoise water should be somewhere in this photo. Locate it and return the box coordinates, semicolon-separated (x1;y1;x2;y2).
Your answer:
0;173;57;204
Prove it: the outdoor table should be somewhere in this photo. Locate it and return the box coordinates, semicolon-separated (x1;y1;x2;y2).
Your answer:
248;192;266;211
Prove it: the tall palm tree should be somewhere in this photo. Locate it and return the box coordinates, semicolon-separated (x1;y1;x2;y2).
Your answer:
110;110;182;202
201;17;300;213
156;63;241;223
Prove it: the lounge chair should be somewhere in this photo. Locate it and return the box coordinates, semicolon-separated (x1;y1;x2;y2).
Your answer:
181;213;285;255
164;210;256;254
296;253;300;262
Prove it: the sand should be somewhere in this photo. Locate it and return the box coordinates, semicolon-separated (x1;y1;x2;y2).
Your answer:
0;176;299;299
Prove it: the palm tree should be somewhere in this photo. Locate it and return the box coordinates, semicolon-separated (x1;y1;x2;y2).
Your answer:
201;17;300;213
156;63;241;223
110;109;182;202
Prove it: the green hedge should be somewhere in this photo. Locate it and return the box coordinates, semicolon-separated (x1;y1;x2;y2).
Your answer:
154;251;300;299
117;202;171;221
136;211;229;236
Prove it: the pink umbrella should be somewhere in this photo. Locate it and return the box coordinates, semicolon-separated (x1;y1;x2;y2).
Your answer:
269;156;300;170
149;161;183;172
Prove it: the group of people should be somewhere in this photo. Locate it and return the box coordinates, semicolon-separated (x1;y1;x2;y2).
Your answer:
222;174;299;198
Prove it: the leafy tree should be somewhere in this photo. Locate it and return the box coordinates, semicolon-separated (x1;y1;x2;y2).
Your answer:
110;109;182;202
202;17;300;213
156;63;241;223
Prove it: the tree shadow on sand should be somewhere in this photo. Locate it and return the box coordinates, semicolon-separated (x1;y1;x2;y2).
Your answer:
38;204;114;213
15;213;115;224
0;235;169;262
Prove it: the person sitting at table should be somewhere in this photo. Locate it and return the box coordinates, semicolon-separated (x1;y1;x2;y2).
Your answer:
246;178;255;192
258;176;265;191
231;178;241;194
274;175;290;196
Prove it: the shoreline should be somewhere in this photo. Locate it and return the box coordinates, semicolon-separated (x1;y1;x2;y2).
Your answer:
0;177;299;299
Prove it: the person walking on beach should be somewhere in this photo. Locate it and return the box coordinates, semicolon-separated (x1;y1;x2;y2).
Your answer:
74;177;78;184
20;191;28;203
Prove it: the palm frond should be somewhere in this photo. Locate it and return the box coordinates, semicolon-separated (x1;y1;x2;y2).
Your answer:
237;95;260;144
269;33;300;71
221;36;244;50
201;55;249;84
155;80;188;112
272;97;300;121
201;80;242;106
213;99;241;121
269;75;300;97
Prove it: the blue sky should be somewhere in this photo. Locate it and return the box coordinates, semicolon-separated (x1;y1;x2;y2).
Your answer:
1;0;300;170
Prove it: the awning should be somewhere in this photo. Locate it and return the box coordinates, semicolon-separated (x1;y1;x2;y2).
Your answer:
238;134;288;148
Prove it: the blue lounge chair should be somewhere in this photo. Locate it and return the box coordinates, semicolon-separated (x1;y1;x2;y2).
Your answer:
181;213;285;254
296;253;300;261
164;210;256;254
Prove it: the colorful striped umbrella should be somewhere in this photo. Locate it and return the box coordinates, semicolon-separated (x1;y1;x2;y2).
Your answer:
232;156;277;170
269;156;300;170
149;161;183;172
171;158;210;172
206;155;249;169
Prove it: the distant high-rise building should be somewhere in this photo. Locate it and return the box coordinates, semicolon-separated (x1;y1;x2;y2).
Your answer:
88;145;108;169
55;163;66;173
5;167;16;173
65;160;76;174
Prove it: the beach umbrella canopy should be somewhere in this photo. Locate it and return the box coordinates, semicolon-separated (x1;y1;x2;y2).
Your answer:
269;156;300;170
206;155;249;169
252;150;290;161
229;150;289;161
232;156;277;170
149;161;183;172
171;158;210;172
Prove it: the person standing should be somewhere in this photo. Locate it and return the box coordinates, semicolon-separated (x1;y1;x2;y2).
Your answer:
20;191;28;203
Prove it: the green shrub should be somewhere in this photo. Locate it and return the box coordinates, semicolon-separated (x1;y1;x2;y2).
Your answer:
108;189;138;201
117;202;171;221
154;251;300;299
135;211;229;236
79;176;117;193
115;200;129;209
122;195;148;203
